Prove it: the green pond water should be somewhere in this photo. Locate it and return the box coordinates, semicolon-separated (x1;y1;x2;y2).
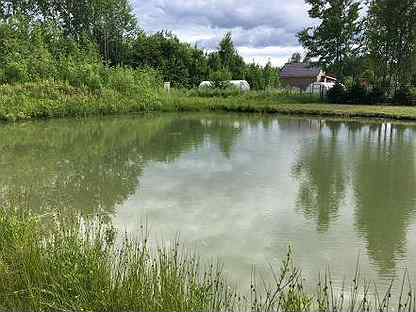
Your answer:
1;113;416;290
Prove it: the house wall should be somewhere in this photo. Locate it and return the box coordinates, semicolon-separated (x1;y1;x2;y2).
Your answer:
281;76;318;91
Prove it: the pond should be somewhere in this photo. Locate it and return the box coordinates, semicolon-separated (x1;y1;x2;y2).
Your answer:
1;113;416;291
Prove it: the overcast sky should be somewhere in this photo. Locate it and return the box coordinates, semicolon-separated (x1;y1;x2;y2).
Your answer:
133;0;316;66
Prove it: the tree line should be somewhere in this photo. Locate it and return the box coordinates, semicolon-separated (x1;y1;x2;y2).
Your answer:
298;0;416;98
0;0;279;90
2;0;415;100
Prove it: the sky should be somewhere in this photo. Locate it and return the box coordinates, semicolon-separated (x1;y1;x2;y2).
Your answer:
133;0;316;66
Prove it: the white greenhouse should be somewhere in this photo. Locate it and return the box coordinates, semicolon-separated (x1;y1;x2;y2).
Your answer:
199;80;251;91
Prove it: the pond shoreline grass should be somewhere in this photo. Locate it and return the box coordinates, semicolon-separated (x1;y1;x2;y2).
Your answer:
1;209;416;312
2;82;416;123
161;94;416;122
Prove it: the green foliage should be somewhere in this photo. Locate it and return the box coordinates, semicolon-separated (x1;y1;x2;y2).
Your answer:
217;32;245;79
347;82;368;104
245;61;280;91
393;86;412;106
327;82;390;105
289;52;302;64
0;78;162;122
187;87;241;98
327;82;386;105
209;68;232;89
106;67;162;96
0;9;280;91
367;86;386;104
0;210;238;312
4;61;28;83
367;0;416;92
1;0;137;65
2;210;416;311
126;31;207;88
327;83;347;104
298;0;363;78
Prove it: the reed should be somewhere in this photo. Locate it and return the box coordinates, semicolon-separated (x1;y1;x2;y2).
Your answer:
1;209;416;312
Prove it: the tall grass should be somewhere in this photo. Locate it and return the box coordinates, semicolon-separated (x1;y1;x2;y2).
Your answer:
0;210;239;312
1;209;416;312
178;87;323;103
0;80;162;122
3;79;416;122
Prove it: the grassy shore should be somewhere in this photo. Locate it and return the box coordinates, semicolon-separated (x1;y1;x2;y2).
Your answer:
2;82;416;122
162;92;416;121
1;209;416;312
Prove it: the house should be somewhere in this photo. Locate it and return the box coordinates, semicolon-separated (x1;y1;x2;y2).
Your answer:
280;63;336;91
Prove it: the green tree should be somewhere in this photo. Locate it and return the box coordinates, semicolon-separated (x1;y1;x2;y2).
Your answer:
367;0;416;92
289;52;302;63
1;0;137;65
245;61;279;90
216;32;246;79
209;68;232;89
298;0;364;79
126;31;208;88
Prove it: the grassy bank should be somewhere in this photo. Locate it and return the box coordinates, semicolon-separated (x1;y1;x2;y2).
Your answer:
1;209;415;312
161;92;416;121
2;82;416;122
0;80;162;122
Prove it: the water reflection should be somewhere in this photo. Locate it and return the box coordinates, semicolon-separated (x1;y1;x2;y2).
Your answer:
352;123;416;273
1;114;416;287
291;120;347;232
0;114;243;215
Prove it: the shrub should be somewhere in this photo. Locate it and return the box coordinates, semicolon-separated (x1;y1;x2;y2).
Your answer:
0;69;5;84
208;68;232;89
106;67;136;95
393;86;411;106
105;67;161;96
58;57;103;90
4;62;29;83
78;63;104;91
367;86;386;105
327;83;346;104
346;82;368;104
133;68;162;92
27;46;57;81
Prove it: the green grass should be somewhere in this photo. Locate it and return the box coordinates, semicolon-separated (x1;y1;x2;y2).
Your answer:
2;81;416;123
0;81;163;122
161;92;416;121
1;209;416;312
0;210;239;312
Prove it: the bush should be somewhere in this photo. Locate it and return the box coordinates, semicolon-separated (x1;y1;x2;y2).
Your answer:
105;67;162;96
367;86;386;105
27;47;57;81
346;82;368;104
327;83;347;104
393;86;411;105
106;67;136;95
208;68;232;89
0;69;5;84
4;62;29;83
58;57;104;91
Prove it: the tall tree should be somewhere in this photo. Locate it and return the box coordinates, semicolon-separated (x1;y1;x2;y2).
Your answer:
298;0;363;79
367;0;416;91
0;0;137;64
289;52;302;63
216;32;245;79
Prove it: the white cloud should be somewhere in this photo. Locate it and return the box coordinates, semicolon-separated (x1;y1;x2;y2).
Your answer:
132;0;315;66
238;46;306;66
